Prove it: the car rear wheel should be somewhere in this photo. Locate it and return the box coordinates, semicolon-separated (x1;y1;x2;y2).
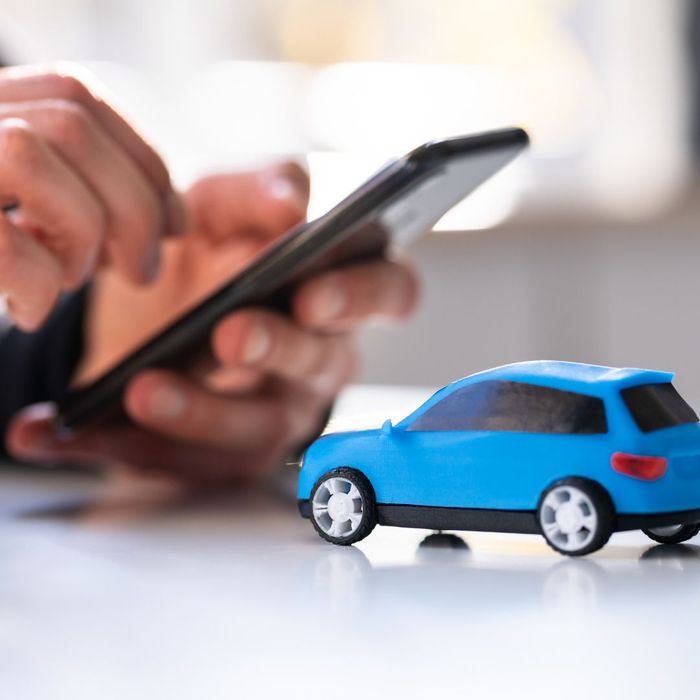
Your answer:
310;468;377;546
642;523;700;545
538;478;615;556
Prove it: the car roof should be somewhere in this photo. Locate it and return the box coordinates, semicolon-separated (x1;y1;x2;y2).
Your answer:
452;361;674;393
398;361;676;426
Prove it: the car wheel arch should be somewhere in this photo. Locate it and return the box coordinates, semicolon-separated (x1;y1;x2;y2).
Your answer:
536;475;616;511
313;466;376;497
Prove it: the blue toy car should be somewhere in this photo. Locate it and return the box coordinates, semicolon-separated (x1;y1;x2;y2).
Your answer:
298;361;700;556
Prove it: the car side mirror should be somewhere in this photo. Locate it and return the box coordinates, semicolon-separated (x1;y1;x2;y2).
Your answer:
381;419;393;436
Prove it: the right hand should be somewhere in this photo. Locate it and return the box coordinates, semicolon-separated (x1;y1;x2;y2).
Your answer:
0;64;186;331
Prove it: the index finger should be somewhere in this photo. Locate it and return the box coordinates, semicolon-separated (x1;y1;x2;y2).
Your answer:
0;65;174;199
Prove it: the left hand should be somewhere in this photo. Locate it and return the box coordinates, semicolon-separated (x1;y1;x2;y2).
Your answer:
6;163;419;485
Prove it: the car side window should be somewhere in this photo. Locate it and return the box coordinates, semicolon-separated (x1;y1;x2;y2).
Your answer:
407;380;607;434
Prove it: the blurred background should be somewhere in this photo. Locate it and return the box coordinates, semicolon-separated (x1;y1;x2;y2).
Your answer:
1;0;699;396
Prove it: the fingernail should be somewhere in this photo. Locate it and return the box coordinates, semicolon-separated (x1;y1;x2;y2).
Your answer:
148;383;188;420
311;282;348;323
265;175;306;210
241;322;271;364
165;190;188;236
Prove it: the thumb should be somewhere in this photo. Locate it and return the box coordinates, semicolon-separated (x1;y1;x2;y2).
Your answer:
7;402;121;467
185;161;310;243
5;403;69;462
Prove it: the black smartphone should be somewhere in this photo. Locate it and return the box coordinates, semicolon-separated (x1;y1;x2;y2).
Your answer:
57;127;529;431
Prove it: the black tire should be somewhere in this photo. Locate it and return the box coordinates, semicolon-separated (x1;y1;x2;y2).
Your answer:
642;523;700;545
309;468;377;546
537;477;615;557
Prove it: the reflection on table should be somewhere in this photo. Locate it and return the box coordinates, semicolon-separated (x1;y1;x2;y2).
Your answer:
1;462;698;700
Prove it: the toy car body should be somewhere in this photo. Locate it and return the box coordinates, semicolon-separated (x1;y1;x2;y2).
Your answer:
298;361;700;555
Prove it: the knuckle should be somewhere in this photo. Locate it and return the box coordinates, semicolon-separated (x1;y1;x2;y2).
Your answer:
48;72;92;104
45;101;92;146
0;119;37;165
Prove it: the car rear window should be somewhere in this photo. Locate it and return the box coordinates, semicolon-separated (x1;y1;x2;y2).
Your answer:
621;383;699;432
408;380;608;434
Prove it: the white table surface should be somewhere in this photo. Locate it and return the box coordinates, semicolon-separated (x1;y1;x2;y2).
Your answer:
1;386;698;699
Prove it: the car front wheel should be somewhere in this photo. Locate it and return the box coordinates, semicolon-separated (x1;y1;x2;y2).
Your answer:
310;468;377;546
538;478;615;556
643;523;700;545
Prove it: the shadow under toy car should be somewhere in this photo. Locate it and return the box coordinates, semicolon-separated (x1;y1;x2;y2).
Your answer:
298;361;700;556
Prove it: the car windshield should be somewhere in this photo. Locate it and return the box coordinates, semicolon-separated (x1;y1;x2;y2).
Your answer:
620;383;699;432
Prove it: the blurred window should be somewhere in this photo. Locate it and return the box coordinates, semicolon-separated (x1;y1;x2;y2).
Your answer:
408;380;607;434
621;384;698;433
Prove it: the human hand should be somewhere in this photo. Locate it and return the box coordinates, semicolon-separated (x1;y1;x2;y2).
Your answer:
7;164;419;484
0;64;185;330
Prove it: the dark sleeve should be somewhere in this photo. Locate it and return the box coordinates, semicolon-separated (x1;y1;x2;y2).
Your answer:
0;287;88;455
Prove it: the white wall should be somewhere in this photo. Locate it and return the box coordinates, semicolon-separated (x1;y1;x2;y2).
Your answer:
358;194;700;400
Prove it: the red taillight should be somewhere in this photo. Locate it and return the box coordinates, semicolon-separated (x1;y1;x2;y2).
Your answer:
611;452;668;481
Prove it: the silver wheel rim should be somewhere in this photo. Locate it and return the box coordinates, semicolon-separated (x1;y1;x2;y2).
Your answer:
648;524;684;538
312;476;364;539
540;485;599;552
